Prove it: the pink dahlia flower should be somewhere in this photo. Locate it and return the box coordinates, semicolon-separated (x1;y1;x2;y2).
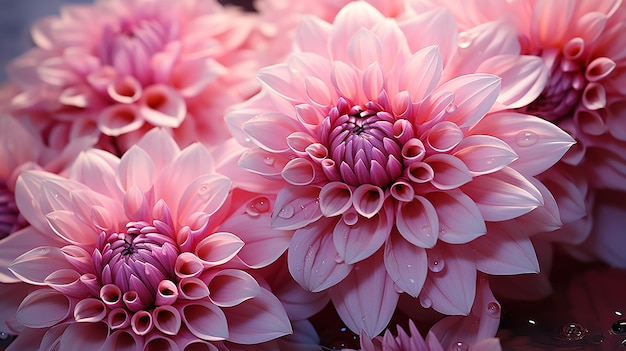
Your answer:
0;129;292;350
4;0;263;156
226;1;574;336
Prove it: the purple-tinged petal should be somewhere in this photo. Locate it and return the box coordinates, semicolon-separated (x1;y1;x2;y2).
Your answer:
74;298;106;323
207;269;261;307
384;231;428;298
288;217;353;292
329;251;399;337
108;308;130;330
319;182;353;217
58;321;109;351
334;202;392;264
453;135;518;176
153;305;181;336
179;300;228;341
9;246;73;286
178;277;210;300
425;190;486;244
272;186;322;230
100;330;142;351
470;112;575;175
224;287;292;344
16;288;71;328
471;222;540;275
462;167;543;221
396;196;439;248
420;244;476;315
352;184;385;218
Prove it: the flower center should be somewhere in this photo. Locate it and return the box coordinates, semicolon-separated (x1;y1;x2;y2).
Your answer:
94;220;179;309
522;51;585;122
319;97;403;188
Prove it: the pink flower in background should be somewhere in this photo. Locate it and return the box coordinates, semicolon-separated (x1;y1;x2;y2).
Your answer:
0;129;292;350
4;0;263;156
226;1;574;337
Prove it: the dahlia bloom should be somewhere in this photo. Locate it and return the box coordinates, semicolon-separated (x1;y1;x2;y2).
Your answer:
5;0;263;155
0;129;293;350
226;1;574;336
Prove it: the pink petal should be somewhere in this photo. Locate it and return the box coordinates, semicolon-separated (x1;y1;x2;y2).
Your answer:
288;217;353;292
426;121;463;152
16;288;71;328
108;308;130;330
304;76;333;107
135;128;180;172
106;75;142;104
453;135;517;176
177;174;231;223
396;196;439;248
46;210;98;245
224;287;292;344
207;269;261;307
383;231;428;298
582;82;607;110
461;167;543;221
426;154;472;190
179;300;228;341
319;182;353;217
470;112;575;175
153;305;182;336
333;203;392;264
272;186;323;230
397;45;442;101
237;147;290;179
329;2;386;63
331;61;359;100
178;277;210;300
58;322;109;351
74;298;106;323
257;65;301;102
352;184;385;218
243;113;301;153
195;232;244;268
155;279;179;306
470;222;540;275
433;74;501;128
425;190;486;244
171;58;224;97
9;246;73;285
138;84;186;128
329;252;399;337
420;244;476;315
294;16;332;56
69;150;121;198
478;55;548;109
399;8;457;64
98;104;144;137
0;115;40;180
347;28;382;70
530;0;575;46
116;146;155;193
100;330;142;351
281;158;316;186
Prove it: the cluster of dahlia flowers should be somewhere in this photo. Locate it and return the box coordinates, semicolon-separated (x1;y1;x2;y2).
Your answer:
1;0;625;350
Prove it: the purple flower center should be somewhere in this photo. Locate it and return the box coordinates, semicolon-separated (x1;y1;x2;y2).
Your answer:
319;97;403;188
94;220;179;309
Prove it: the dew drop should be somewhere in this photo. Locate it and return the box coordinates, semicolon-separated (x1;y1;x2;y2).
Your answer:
420;297;432;308
246;197;271;217
334;254;344;264
420;225;432;236
560;322;587;341
38;247;50;255
0;332;8;340
408;278;415;284
428;256;445;273
449;341;469;351
295;264;302;271
445;103;457;113
611;320;626;335
264;156;275;166
54;193;59;198
393;283;404;294
277;205;295;219
515;131;538;147
486;302;500;317
361;316;367;321
458;31;473;49
245;137;251;143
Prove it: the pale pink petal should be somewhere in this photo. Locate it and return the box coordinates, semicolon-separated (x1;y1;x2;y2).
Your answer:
74;298;106;323
333;203;392;264
224;287;292;344
426;121;464;153
461;167;543;221
176;174;231;223
530;0;575;46
281;158;316;186
138;84;186;128
396;196;439;248
116;146;155;193
69;150;121;198
397;45;442;101
195;232;244;268
16;288;71;328
362;62;385;101
384;231;428;298
470;222;540;275
178;277;210;300
179;300;228;341
0;227;64;283
470;112;575;175
257;65;302;103
347;28;383;71
9;246;73;285
98;104;145;137
107;76;142;104
46;210;98;245
272;186;323;230
294;16;332;56
288;217;353;292
352;184;385;218
58;321;109;351
453;135;517;176
237;147;291;179
331;59;360;100
0;115;40;180
305;76;333;107
207;269;261;307
329;252;399;337
319;182;353;217
243;113;302;153
425;190;486;244
426;154;472;190
399;8;457;64
431;74;501;128
172;58;224;97
134;128;180;173
328;2;386;63
420;244;476;315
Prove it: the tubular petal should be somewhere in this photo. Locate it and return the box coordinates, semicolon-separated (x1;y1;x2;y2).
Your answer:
153;305;182;335
352;184;385;218
139;84;186;128
74;298;106;323
195;232;244;268
178;277;210;300
319;182;353;217
179;300;229;341
426;154;472;190
207;269;261;307
131;310;153;336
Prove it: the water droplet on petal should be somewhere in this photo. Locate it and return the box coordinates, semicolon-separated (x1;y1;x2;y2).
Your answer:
458;32;473;49
420;297;432;308
449;341;469;351
361;316;367;321
611;320;626;335
295;264;302;271
264;156;274;166
393;283;404;294
560;322;587;341
0;332;9;340
278;205;295;219
445;103;457;113
245;137;251;143
428;256;445;273
515;131;538;147
486;302;500;317
246;197;271;217
38;247;50;255
334;254;344;263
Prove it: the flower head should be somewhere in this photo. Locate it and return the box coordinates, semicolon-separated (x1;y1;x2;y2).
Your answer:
5;0;264;155
1;129;292;349
227;1;573;336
